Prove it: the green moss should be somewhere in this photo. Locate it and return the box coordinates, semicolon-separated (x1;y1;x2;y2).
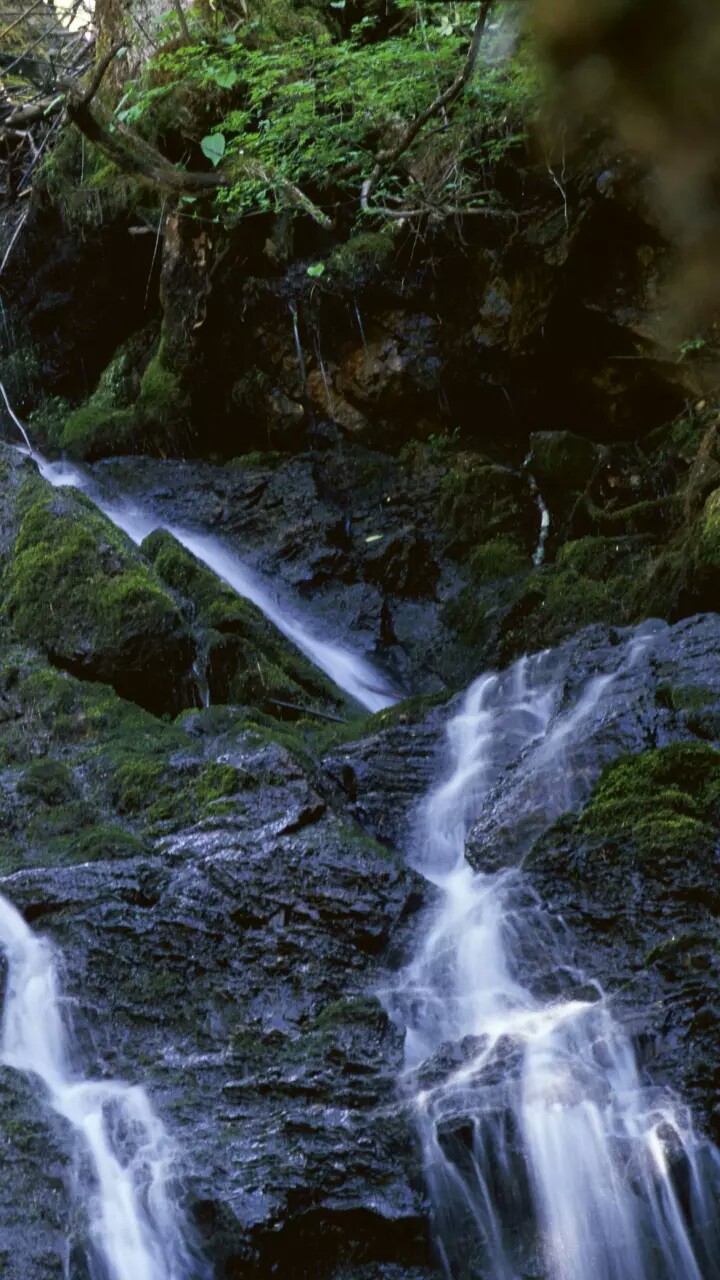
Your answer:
587;494;683;537
556;535;652;580
112;760;167;814
194;763;239;806
468;538;529;581
16;759;77;805
311;994;385;1030
225;451;286;469
2;485;191;714
656;683;717;712
35;127;153;230
60;404;139;460
438;462;534;557
498;566;627;662
138;343;189;425
326;230;396;284
580;743;720;860
59;333;186;461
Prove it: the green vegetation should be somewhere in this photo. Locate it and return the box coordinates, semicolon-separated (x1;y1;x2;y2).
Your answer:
108;2;538;231
580;743;720;861
59;334;187;459
438;462;534;556
2;484;192;715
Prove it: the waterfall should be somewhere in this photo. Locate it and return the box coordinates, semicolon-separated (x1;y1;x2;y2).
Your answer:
0;893;206;1280
392;635;720;1279
0;401;397;712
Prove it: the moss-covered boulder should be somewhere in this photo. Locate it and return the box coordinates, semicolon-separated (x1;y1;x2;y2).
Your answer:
58;336;190;462
2;484;195;716
579;742;720;862
142;529;349;716
437;459;538;559
527;430;600;502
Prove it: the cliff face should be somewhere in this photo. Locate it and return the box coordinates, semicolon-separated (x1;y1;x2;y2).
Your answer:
1;7;720;1276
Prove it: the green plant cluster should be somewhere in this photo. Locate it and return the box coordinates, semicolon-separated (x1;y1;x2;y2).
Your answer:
117;2;539;223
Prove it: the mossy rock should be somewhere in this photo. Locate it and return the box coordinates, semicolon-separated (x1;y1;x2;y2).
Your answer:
468;537;530;582
16;759;78;805
527;430;600;500
2;484;195;716
142;529;349;715
497;563;633;662
579;742;720;862
59;336;189;461
437;461;537;559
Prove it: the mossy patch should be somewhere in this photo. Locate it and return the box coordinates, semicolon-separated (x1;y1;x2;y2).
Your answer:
468;538;529;582
2;484;194;716
59;335;187;461
17;759;77;805
580;743;720;861
437;461;536;558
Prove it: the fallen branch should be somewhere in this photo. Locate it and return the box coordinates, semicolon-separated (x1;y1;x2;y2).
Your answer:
266;698;348;723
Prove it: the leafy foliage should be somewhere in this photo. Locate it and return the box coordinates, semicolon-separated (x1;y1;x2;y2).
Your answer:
116;2;539;224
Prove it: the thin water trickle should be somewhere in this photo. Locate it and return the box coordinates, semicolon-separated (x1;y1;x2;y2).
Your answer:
0;893;206;1280
523;454;550;568
392;638;720;1278
289;303;308;391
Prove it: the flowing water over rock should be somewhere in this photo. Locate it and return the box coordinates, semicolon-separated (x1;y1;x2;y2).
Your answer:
391;631;720;1279
0;893;207;1280
22;441;397;713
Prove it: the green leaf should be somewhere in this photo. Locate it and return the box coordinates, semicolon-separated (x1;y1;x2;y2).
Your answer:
200;133;226;167
211;67;239;90
306;262;325;278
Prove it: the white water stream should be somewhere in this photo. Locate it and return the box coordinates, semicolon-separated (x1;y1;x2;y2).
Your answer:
0;391;396;1276
394;638;720;1278
0;894;204;1280
0;391;396;713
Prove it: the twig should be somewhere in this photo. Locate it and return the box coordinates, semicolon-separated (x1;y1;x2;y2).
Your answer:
0;207;29;277
361;0;493;210
0;0;45;43
267;698;348;723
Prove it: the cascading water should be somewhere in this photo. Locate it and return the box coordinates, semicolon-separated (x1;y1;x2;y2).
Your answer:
0;388;397;712
392;635;720;1279
0;894;206;1280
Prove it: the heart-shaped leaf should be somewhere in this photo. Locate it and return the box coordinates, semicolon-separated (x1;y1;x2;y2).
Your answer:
201;133;226;167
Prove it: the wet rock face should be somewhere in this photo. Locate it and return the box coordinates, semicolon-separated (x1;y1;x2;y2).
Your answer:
464;613;720;1141
0;657;440;1279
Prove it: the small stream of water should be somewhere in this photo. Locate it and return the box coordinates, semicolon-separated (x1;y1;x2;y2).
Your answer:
0;894;207;1280
2;406;397;713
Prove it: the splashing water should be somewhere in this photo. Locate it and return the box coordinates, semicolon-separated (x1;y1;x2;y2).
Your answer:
0;893;206;1280
392;636;720;1279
